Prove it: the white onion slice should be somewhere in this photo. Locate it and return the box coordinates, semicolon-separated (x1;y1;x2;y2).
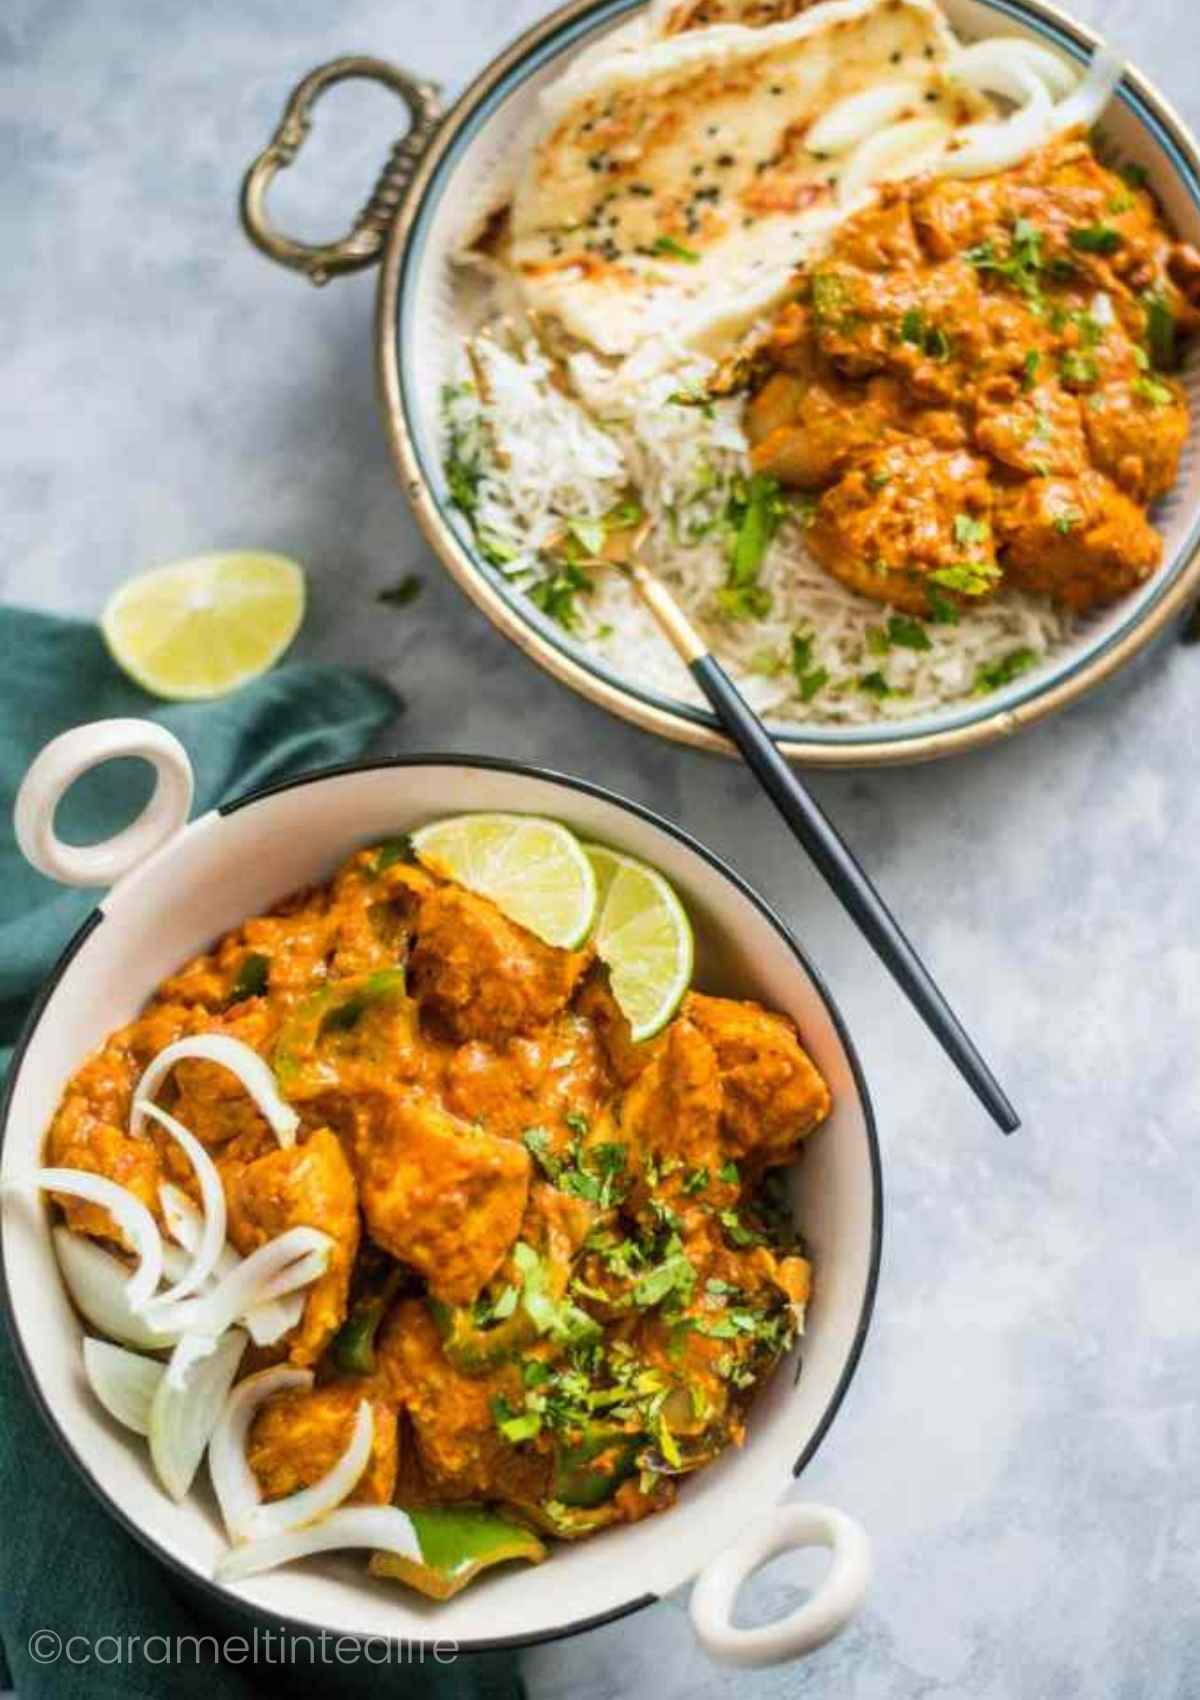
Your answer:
52;1230;178;1350
132;1035;299;1149
1091;290;1115;326
6;1170;163;1310
247;1401;374;1542
144;1226;331;1338
139;1105;226;1305
839;117;952;206
209;1365;313;1542
1002;38;1079;100
951;40;1057;106
83;1337;165;1434
215;1506;421;1583
806;81;926;157
149;1328;248;1501
1049;47;1123;135
160;1183;302;1347
940;73;1052;179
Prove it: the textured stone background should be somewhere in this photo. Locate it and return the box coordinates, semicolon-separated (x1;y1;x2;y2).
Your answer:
2;1;1197;1695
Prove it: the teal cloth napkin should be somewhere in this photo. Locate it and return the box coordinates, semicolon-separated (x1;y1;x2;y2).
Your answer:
0;608;524;1700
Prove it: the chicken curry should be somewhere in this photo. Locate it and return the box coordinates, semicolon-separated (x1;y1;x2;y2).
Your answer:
742;135;1199;617
46;836;830;1594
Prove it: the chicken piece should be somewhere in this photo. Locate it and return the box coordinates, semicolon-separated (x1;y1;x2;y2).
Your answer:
573;969;656;1087
411;886;591;1044
685;992;830;1163
994;469;1161;614
808;438;999;616
248;1382;399;1506
1082;374;1189;503
163;1005;282;1149
972;379;1088;479
354;1092;530;1306
831;187;926;272
443;1013;611;1143
378;1300;550;1505
619;1014;723;1175
747;371;901;490
325;851;436;978
910;172;1011;261
225;1126;360;1366
808;256;984;398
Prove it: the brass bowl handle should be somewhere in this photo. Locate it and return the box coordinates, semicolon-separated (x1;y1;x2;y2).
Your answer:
240;56;442;285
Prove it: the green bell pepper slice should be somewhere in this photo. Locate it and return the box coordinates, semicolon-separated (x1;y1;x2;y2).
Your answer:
369;1506;546;1600
273;969;409;1091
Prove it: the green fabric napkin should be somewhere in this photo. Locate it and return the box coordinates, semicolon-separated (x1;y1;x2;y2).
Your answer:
0;608;524;1700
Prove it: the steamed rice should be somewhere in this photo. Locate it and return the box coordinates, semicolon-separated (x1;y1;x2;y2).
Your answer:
443;322;1079;727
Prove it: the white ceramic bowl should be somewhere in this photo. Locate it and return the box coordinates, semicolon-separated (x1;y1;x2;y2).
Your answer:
1;720;882;1666
244;0;1200;767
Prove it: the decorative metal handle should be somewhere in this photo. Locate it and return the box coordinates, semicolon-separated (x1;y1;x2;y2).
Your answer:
240;57;442;285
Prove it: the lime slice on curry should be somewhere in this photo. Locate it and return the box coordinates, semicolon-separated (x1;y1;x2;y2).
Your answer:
583;844;693;1042
101;551;305;700
369;1506;546;1600
410;814;597;949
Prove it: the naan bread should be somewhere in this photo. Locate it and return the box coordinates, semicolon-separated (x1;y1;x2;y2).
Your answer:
651;0;819;33
504;0;975;359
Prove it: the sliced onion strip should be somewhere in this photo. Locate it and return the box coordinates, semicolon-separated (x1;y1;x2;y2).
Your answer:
940;71;1051;180
160;1183;302;1347
839;117;952;206
209;1365;313;1542
248;1401;374;1542
807;81;926;157
149;1328;248;1502
215;1506;421;1583
7;1170;162;1310
139;1105;226;1305
132;1035;299;1149
83;1338;165;1435
143;1225;331;1338
52;1229;178;1350
1049;46;1123;135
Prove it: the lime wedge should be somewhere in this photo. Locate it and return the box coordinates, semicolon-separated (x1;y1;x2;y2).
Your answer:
101;552;305;700
583;844;693;1041
411;814;598;950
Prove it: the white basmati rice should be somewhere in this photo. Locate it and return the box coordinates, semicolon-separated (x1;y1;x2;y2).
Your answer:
443;320;1078;727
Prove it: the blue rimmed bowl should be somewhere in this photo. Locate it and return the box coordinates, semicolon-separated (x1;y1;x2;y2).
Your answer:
243;0;1200;765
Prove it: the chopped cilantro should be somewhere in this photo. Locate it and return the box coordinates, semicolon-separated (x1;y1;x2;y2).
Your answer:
1060;351;1099;388
974;647;1037;694
682;1166;710;1196
632;1250;696;1310
887;614;932;651
1133;374;1173;408
1069;223;1122;255
858;670;892;699
1021;349;1041;391
1142;290;1177;371
651;235;701;264
928;559;1000;597
925;583;960;625
866;625;890;657
717;1160;740;1185
899;307;951;361
1119;161;1149;189
528;559;593;629
719;474;786;620
953;513;989;547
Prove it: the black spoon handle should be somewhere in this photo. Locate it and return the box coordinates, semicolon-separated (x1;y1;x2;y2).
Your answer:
691;652;1020;1135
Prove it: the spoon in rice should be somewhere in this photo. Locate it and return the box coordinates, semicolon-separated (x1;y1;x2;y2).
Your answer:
601;518;1020;1135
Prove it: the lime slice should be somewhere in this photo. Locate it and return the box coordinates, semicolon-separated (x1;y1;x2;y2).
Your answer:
411;814;598;950
583;844;693;1042
101;552;305;700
